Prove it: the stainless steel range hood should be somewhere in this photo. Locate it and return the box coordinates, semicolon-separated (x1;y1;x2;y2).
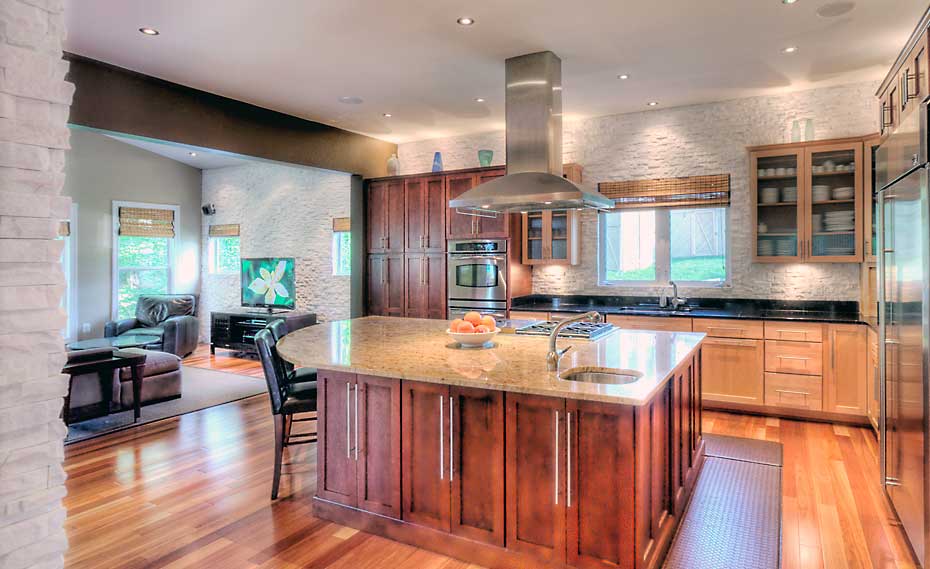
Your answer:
449;51;613;214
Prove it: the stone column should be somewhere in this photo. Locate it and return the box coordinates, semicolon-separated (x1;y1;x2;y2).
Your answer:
0;0;74;568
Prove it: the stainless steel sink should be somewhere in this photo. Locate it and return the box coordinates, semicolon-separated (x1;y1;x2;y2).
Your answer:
560;368;643;385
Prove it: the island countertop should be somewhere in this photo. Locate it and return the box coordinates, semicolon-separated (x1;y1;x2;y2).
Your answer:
276;316;705;405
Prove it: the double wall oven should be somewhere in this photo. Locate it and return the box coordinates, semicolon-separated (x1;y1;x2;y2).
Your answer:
447;239;508;320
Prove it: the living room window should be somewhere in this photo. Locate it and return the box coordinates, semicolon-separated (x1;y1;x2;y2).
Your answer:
332;231;351;276
207;224;241;275
112;202;178;319
599;207;729;286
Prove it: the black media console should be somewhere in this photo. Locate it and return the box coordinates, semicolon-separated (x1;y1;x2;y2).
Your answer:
210;310;317;354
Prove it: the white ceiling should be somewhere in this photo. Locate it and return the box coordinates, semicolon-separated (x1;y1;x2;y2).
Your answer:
65;0;926;144
103;134;253;169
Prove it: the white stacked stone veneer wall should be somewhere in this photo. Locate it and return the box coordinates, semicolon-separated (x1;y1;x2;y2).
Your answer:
200;161;353;342
0;1;74;568
398;82;879;300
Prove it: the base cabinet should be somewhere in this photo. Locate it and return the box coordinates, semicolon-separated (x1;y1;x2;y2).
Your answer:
701;337;765;406
824;324;868;416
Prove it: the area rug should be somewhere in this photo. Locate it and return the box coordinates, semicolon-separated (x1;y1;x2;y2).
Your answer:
663;436;783;569
65;365;266;444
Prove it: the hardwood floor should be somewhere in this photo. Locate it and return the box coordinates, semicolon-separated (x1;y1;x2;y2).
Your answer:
63;348;918;569
182;343;265;378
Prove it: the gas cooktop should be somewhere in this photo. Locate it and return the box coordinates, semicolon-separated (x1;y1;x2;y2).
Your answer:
515;321;616;340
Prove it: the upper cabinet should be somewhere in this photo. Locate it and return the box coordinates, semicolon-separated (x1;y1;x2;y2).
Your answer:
519;163;584;266
404;176;445;253
445;168;510;240
751;138;864;264
368;179;405;254
863;136;882;262
878;21;929;135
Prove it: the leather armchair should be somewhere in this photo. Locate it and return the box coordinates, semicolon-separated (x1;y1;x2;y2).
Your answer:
105;294;199;357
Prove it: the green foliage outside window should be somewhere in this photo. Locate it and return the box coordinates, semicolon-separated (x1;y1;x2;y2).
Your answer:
117;236;170;319
210;236;240;274
333;232;351;276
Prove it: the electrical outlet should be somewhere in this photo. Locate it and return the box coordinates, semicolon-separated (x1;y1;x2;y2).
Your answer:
81;323;91;334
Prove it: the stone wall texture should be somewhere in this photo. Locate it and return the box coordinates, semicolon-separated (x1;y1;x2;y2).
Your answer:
200;162;352;341
398;81;879;300
0;1;74;568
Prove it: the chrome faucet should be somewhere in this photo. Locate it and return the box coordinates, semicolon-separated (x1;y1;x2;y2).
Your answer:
547;311;602;371
669;281;687;310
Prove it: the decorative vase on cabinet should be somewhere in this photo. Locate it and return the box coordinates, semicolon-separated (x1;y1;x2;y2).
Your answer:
387;153;400;176
431;152;443;173
478;149;493;167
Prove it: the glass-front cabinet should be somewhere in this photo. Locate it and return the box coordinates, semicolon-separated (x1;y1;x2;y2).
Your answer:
751;137;865;264
521;210;579;265
752;148;803;262
863;136;882;262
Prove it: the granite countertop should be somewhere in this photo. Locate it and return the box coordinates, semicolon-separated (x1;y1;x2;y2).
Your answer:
276;316;705;406
511;295;871;324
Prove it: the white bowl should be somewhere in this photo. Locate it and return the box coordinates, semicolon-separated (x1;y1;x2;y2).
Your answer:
447;327;500;347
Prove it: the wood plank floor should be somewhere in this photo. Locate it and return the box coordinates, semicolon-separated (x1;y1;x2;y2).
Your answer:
63;347;918;569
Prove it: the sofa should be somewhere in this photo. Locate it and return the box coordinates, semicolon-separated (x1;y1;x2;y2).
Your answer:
105;294;199;358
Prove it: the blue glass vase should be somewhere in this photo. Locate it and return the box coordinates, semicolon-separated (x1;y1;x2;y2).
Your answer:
431;151;443;172
478;149;493;167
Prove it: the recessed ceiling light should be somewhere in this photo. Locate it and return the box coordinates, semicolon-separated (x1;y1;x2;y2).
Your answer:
188;151;197;157
139;27;159;36
544;201;553;205
647;101;659;106
782;46;798;53
782;0;798;4
338;96;363;105
456;17;475;26
618;74;630;80
481;205;490;209
475;97;486;103
382;113;392;118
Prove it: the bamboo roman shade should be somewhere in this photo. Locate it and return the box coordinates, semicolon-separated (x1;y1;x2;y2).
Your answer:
332;217;351;232
118;206;176;238
598;174;730;209
208;223;240;237
57;220;70;237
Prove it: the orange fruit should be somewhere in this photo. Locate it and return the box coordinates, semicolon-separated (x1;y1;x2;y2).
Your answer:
450;319;465;332
479;315;496;330
475;324;490;333
457;321;476;334
463;311;482;326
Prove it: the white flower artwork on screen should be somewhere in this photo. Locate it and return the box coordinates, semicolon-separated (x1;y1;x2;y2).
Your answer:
248;261;291;305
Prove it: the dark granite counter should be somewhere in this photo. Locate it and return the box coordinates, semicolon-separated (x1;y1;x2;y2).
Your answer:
511;294;871;325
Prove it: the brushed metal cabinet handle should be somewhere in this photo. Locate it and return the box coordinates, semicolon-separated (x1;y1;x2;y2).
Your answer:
439;395;444;480
354;383;359;461
554;410;559;505
567;411;572;508
449;396;454;482
346;382;351;459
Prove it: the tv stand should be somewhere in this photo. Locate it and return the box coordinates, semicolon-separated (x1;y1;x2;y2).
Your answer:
210;309;317;355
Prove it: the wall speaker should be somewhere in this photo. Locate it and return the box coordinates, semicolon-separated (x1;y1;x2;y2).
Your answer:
201;204;216;216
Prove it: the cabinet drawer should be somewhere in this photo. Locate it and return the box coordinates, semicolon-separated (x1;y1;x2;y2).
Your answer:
692;318;764;339
764;321;824;342
607;315;693;332
764;373;823;411
764;340;823;375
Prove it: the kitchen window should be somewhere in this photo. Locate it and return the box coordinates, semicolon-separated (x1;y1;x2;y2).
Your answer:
112;202;178;319
599;207;728;286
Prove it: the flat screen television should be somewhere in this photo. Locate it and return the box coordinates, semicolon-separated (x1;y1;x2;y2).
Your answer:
241;257;296;311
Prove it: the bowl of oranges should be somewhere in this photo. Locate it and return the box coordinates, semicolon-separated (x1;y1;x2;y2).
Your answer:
448;312;500;348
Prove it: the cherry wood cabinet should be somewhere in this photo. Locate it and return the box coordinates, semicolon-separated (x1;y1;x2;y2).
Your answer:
824;324;868;417
405;176;445;253
445;168;510;240
368;179;405;254
367;254;404;317
401;381;450;531
404;253;445;320
317;371;401;517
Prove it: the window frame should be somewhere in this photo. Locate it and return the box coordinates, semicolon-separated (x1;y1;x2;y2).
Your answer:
208;235;241;275
61;203;78;342
598;207;730;288
111;201;179;320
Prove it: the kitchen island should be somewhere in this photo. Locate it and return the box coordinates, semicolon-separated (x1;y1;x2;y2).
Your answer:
277;316;705;569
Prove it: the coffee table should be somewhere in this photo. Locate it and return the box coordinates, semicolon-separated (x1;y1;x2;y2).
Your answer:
61;350;147;424
68;335;159;351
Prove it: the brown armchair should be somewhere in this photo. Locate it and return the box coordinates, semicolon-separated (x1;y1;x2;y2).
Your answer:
105;294;199;357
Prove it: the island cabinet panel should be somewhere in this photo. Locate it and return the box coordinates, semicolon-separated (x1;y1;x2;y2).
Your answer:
317;371;358;507
566;399;636;569
401;381;451;531
505;394;567;563
450;387;505;545
356;375;401;518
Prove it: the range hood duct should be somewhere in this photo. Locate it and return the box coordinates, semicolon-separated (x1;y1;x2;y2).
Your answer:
449;51;613;213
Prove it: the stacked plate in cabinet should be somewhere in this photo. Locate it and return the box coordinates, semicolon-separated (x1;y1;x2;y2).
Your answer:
812;185;831;202
775;239;795;256
781;186;797;203
832;186;854;200
759;187;780;204
823;210;854;232
757;240;774;256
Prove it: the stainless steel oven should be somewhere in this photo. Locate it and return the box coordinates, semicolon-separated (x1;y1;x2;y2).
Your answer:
447;239;508;318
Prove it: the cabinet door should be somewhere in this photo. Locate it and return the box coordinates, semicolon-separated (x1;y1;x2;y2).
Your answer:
367;182;388;253
356;375;401;518
867;327;880;430
450;387;505;546
385;254;405;317
367;255;386;316
752;148;804;263
566;399;636;569
424;253;446;320
475;169;510;238
523;212;546;263
424;176;446;252
701;337;765;406
446;173;478;239
804;142;863;262
405;178;427;252
824;324;868;416
401;381;451;531
317;371;357;507
404;254;427;318
385;179;405;253
505;393;566;562
863;137;881;262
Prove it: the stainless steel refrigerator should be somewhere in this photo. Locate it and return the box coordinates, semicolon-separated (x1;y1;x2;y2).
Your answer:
877;95;930;567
